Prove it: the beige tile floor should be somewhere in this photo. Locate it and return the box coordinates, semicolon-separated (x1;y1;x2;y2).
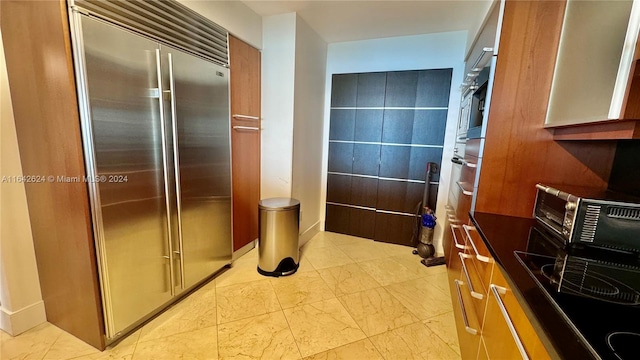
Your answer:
1;231;461;360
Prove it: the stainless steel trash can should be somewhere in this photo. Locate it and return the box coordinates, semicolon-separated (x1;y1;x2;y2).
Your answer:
257;198;300;277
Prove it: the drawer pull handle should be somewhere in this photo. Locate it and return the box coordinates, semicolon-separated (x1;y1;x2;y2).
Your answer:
232;114;260;120
454;280;478;335
233;126;260;131
459;253;484;300
490;284;529;360
450;224;466;250
462;159;477;168
456;181;474;196
463;224;491;263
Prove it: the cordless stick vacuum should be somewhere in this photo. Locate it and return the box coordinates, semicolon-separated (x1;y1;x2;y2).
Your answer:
414;162;446;267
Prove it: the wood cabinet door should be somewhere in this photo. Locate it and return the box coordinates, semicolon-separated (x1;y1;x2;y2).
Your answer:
229;35;261;251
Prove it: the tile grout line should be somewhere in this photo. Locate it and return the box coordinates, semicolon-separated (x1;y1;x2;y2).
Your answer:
129;327;142;360
215;279;220;360
267;279;304;359
38;327;64;360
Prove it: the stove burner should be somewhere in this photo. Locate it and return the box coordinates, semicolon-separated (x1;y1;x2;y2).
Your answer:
607;332;640;360
541;264;640;305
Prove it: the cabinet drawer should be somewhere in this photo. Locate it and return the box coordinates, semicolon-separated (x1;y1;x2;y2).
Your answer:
446;223;466;285
460;160;477;188
451;278;482;360
458;249;490;327
483;267;550;360
465;138;482;158
442;214;455;266
462;225;493;288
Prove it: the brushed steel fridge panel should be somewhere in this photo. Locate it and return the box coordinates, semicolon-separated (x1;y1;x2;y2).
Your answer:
79;16;173;336
165;47;232;288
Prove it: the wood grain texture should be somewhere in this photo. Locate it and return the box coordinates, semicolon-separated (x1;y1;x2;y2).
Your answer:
0;0;105;349
475;0;617;217
484;267;551;360
228;35;261;251
552;118;640;140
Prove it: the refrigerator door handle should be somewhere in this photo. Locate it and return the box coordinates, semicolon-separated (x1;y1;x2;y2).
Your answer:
168;52;186;290
156;49;176;296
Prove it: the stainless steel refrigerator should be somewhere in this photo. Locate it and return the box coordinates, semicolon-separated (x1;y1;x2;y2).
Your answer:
70;14;232;339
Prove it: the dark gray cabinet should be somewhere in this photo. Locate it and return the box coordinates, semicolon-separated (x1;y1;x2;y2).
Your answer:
326;69;452;246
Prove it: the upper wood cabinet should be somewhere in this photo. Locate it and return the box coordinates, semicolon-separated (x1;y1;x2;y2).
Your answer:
546;0;640;139
228;35;261;252
229;35;261;118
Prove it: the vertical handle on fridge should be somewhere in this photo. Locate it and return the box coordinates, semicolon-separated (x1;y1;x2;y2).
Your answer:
168;52;186;290
156;49;176;296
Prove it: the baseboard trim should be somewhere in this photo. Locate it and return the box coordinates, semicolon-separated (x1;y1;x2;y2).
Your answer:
232;239;256;261
0;300;46;336
298;221;321;248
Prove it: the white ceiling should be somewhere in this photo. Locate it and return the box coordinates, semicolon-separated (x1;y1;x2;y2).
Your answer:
242;0;492;43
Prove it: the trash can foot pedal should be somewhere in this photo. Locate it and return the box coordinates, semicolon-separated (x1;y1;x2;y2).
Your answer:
257;257;299;277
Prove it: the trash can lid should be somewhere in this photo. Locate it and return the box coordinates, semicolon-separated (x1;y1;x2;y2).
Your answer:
259;197;300;210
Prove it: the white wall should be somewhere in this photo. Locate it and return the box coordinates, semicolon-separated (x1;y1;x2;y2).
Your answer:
321;31;467;254
291;16;327;242
261;13;297;199
177;0;263;48
0;31;46;336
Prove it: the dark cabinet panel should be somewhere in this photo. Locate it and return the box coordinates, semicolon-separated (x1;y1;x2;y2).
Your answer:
331;74;358;107
325;204;350;234
412;109;447;145
354;110;383;142
328;142;354;173
376;180;424;214
409;147;443;181
416;69;453;107
353;144;380;176
357;72;387;107
376;180;407;213
382;110;415;144
329;109;356;141
326;173;352;204
350;177;378;208
408;182;427;212
326;69;451;245
385;71;418;107
349;208;376;239
373;212;417;246
379;145;410;179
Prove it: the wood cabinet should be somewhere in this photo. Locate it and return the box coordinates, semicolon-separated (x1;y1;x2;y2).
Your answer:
442;214;551;359
483;266;550;360
228;35;261;252
1;0;105;349
444;1;623;358
546;0;640;139
473;0;617;218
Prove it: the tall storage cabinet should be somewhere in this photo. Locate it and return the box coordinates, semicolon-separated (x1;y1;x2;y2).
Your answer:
1;0;105;349
325;70;452;246
228;35;261;252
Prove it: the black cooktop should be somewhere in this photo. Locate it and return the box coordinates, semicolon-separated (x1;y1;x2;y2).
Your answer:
471;212;640;360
